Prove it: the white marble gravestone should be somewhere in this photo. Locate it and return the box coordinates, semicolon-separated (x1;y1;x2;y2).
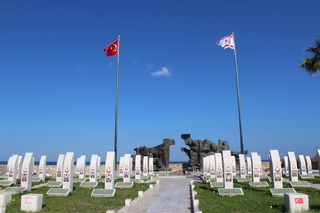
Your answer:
119;157;124;177
78;155;86;179
305;156;312;174
218;151;244;196
239;154;246;178
258;155;262;176
209;155;215;179
76;157;80;174
288;152;299;182
142;156;148;177
123;154;131;182
269;150;283;189
56;154;65;182
135;155;141;180
97;156;101;178
31;157;35;176
298;155;307;175
203;156;208;176
38;156;46;182
222;151;233;189
6;156;12;175
21;153;34;191
62;152;74;193
105;151;115;189
7;155;18;185
246;157;252;175
17;156;23;179
89;155;99;182
251;152;260;182
283;156;289;175
317;150;320;175
149;157;154;176
231;156;236;177
215;153;223;182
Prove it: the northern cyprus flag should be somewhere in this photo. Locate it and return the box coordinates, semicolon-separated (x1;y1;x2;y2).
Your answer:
216;35;235;49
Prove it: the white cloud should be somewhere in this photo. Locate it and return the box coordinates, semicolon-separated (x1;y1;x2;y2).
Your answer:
151;67;172;77
146;62;153;71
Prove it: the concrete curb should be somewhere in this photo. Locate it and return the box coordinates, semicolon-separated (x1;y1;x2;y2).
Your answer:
190;180;202;213
116;180;160;213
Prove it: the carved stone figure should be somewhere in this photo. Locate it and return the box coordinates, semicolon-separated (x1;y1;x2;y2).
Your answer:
181;134;247;170
134;138;175;171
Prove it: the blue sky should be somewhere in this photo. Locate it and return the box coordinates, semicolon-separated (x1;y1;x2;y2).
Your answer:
1;0;319;162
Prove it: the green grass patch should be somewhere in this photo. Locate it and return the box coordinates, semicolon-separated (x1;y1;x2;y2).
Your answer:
5;180;153;213
195;181;320;213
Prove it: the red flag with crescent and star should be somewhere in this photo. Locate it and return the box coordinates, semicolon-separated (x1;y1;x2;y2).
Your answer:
104;39;118;56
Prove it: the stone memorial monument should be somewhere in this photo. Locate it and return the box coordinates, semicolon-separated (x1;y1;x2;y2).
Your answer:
181;134;247;170
134;138;175;171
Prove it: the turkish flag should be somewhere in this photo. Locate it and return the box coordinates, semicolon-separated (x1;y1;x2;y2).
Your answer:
104;40;118;56
295;198;304;204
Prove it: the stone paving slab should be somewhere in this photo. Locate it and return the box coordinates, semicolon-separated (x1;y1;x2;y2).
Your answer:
128;176;199;213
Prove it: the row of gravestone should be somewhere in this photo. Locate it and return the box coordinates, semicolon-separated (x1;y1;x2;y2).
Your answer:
0;152;155;198
201;150;319;196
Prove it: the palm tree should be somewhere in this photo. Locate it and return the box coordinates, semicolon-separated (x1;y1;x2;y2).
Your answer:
298;36;320;75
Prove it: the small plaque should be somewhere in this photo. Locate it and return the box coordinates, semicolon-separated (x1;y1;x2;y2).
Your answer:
115;182;134;188
3;186;25;194
249;181;269;187
210;182;224;188
270;188;296;197
47;188;70;196
237;178;251;182
80;182;98;188
91;189;116;197
289;181;311;187
218;188;244;196
299;174;314;179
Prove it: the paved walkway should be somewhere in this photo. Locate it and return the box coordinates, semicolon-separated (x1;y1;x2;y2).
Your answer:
129;176;200;213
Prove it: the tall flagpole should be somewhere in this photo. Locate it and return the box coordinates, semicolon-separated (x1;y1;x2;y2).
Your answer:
232;32;244;154
114;35;120;163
